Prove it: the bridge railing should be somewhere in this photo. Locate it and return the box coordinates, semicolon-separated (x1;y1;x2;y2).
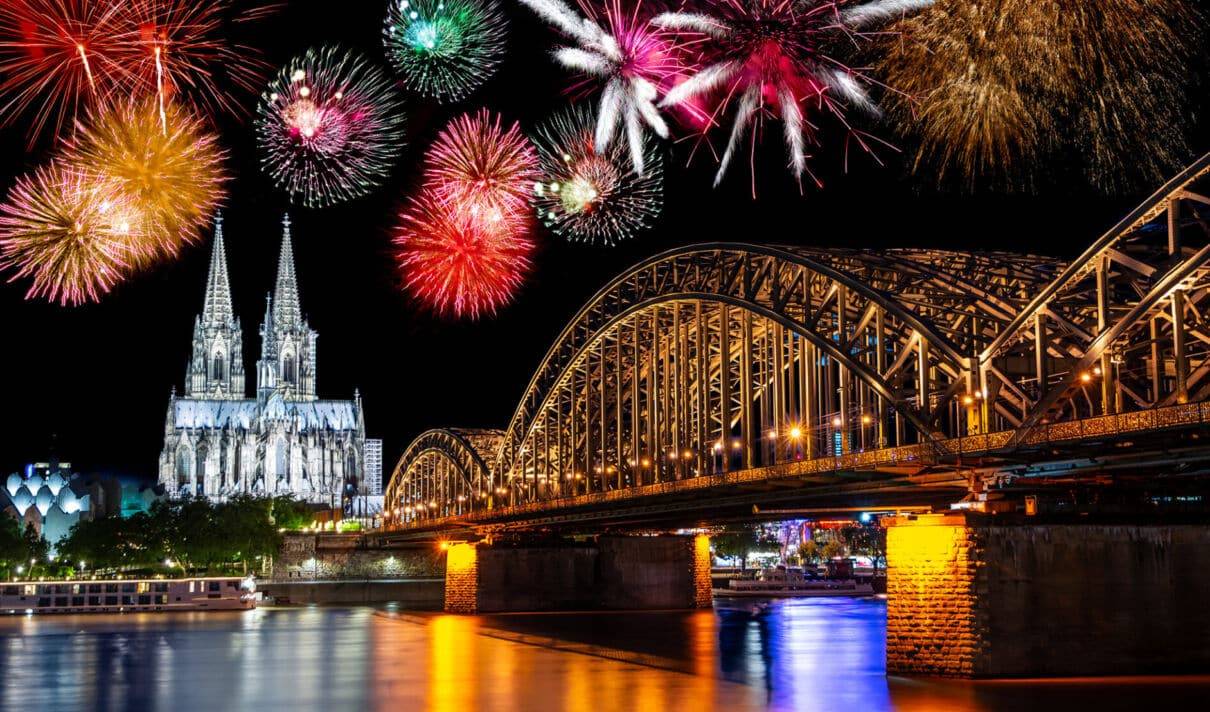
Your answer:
382;401;1210;532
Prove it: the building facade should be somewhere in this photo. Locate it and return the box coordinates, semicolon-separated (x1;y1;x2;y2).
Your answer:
158;216;365;504
363;439;383;496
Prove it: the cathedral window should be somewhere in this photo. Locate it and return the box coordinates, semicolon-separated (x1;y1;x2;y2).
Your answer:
196;445;209;485
176;448;192;486
275;439;288;479
212;352;225;381
282;353;296;384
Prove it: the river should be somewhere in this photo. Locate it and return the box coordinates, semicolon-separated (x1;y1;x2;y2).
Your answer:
1;598;1205;710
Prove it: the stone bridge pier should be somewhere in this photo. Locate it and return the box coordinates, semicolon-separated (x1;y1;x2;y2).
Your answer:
886;513;1210;678
443;534;713;614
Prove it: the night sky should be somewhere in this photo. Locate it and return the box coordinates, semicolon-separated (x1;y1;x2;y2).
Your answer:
1;1;1207;481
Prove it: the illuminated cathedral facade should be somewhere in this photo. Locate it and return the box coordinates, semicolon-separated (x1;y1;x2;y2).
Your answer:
158;216;365;504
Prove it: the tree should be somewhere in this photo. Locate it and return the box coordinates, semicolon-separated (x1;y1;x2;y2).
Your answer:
797;540;820;566
22;522;48;566
820;538;847;560
0;516;26;575
843;525;887;572
712;525;759;570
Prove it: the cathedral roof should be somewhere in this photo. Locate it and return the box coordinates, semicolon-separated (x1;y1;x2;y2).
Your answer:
172;397;360;431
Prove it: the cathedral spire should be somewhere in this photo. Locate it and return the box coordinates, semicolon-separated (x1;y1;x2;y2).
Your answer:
201;215;234;326
272;214;302;326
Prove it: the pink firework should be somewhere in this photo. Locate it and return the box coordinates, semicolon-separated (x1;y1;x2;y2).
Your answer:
519;0;686;174
394;189;534;319
423;109;539;227
655;0;930;188
0;163;143;306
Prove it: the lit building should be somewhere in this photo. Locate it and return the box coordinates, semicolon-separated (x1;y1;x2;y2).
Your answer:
363;439;383;495
1;459;158;553
158;216;366;504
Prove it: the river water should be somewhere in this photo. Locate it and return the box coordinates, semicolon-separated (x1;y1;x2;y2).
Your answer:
1;598;1205;711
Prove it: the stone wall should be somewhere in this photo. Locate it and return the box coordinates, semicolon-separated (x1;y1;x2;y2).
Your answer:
273;533;443;581
443;535;712;613
886;514;985;677
886;514;1210;678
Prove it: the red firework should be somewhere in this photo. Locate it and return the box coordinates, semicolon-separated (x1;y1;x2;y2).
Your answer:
0;0;270;143
394;190;534;319
423;108;540;228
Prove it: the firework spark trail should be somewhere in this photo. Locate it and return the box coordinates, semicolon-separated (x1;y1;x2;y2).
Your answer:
519;0;682;175
531;104;664;246
881;0;1203;190
63;99;227;263
654;0;930;189
256;46;405;208
0;163;143;306
423;108;539;228
383;0;508;103
394;189;534;319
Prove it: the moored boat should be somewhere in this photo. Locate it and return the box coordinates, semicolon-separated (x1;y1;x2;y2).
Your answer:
1;576;261;615
713;566;874;598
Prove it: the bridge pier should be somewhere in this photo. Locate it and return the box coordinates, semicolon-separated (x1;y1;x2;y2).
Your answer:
444;534;712;614
886;513;1210;677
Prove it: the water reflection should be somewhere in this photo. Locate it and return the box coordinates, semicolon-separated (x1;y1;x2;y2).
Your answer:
1;600;1206;711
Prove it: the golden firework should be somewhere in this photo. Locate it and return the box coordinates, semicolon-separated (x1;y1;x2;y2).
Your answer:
63;99;227;261
0;164;143;306
882;0;1202;190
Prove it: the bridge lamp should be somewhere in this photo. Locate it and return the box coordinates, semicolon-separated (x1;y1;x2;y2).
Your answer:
668;451;678;460
712;442;724;453
767;429;778;439
962;394;975;406
682;450;693;460
641;457;651;467
732;439;743;451
861;414;873;425
789;426;802;440
831;416;843;427
429;500;437;508
1093;365;1103;376
1079;371;1093;383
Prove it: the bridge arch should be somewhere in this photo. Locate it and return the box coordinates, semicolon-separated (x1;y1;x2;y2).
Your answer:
384;428;502;519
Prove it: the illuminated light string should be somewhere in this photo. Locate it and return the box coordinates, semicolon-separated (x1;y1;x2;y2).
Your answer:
383;0;508;103
256;46;406;209
531;104;663;246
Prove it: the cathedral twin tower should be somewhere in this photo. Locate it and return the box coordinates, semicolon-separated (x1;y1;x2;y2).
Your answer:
158;216;365;503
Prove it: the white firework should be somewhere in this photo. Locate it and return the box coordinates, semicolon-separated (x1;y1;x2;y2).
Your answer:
518;0;675;176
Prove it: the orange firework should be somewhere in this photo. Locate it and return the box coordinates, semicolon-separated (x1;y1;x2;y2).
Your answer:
62;99;227;263
0;163;144;306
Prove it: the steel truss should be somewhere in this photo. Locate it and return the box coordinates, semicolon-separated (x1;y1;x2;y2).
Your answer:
385;154;1210;526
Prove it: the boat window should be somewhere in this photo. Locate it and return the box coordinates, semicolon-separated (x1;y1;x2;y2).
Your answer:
88;596;100;606
37;598;50;607
105;584;118;593
157;595;168;604
189;581;195;593
207;593;222;599
138;595;151;605
38;585;50;595
121;583;135;593
154;583;169;593
136;582;150;593
89;584;101;593
105;596;118;605
121;595;134;605
208;582;221;592
71;597;84;606
2;586;16;596
54;585;67;594
22;585;35;596
54;597;67;607
227;581;238;589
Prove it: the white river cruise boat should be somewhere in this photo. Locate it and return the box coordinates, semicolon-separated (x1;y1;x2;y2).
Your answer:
1;576;261;615
715;566;874;598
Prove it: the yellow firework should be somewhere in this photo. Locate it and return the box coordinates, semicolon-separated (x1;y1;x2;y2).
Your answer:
882;0;1202;190
0;164;144;306
63;99;227;261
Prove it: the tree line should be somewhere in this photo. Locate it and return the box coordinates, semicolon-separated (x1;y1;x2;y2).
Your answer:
2;495;314;579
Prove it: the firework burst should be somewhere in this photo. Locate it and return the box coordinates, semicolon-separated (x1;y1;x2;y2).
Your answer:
394;189;533;319
531;104;663;246
383;0;508;103
0;164;143;306
655;0;930;188
257;46;406;208
881;0;1203;190
0;0;128;141
424;109;539;226
62;99;227;263
519;0;683;175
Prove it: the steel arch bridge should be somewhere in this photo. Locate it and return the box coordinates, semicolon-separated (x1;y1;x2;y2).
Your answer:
384;154;1210;531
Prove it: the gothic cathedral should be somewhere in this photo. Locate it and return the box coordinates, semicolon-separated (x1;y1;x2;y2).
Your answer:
158;216;365;504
